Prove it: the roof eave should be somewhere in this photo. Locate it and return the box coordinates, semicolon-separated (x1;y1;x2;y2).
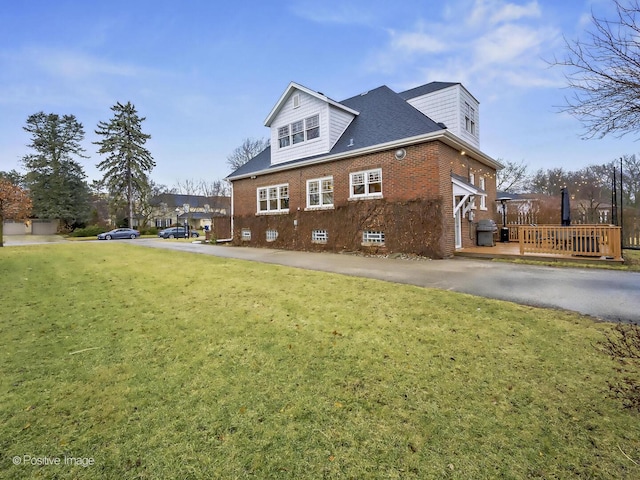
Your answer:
228;130;502;181
264;82;359;126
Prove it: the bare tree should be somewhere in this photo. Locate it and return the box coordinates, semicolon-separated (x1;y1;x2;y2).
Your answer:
496;159;529;193
173;178;199;195
226;137;269;171
198;179;230;197
554;0;640;139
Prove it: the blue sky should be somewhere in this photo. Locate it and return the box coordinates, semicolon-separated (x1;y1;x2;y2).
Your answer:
0;0;634;187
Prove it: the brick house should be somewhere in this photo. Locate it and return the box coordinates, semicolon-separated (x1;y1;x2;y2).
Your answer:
226;81;502;258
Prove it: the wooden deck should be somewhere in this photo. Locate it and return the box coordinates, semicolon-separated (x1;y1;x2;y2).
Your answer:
455;241;624;264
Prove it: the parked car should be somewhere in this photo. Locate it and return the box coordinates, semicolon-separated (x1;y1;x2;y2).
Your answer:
158;227;200;239
97;228;140;240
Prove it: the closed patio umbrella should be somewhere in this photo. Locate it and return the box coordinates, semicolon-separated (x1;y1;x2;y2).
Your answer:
561;187;571;226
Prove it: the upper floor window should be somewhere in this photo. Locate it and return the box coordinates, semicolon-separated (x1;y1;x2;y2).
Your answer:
278;126;290;148
307;177;334;208
277;115;320;149
350;168;382;198
257;184;289;213
306;115;320;140
465;102;476;135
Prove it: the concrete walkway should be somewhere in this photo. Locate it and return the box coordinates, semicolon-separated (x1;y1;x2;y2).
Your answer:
135;239;640;323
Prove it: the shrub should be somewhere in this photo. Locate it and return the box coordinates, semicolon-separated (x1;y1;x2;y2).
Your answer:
140;226;158;235
69;225;108;237
601;323;640;411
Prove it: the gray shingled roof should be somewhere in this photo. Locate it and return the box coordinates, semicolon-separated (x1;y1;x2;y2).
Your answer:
398;81;459;100
228;84;446;179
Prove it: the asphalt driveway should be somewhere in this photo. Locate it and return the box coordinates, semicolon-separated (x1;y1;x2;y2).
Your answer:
135;239;640;323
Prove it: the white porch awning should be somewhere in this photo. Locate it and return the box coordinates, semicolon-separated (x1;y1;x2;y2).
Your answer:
452;173;480;218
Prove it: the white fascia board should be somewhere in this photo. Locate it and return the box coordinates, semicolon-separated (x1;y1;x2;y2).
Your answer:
264;82;359;126
227;129;502;181
452;176;480;196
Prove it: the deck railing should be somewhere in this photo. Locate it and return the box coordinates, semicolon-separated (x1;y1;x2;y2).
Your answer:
518;225;622;260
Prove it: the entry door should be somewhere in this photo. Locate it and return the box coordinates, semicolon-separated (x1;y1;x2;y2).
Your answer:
454;205;462;249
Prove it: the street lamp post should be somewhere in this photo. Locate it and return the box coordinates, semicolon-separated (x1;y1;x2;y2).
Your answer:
175;208;181;239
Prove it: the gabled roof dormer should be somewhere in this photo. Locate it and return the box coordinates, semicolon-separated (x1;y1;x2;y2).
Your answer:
265;82;359;166
400;82;480;149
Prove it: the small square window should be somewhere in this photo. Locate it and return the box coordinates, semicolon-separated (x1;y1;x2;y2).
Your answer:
362;230;385;245
312;229;328;244
266;229;278;242
241;229;251;241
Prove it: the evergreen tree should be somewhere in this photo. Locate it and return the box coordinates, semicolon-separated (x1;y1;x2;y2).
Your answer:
94;101;155;227
22;112;91;229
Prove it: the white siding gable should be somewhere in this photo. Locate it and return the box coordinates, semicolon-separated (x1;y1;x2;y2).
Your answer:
406;84;480;149
269;90;330;166
266;84;357;166
329;105;355;148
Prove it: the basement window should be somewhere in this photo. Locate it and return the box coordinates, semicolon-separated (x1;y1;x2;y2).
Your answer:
312;229;328;244
266;229;278;242
241;229;251;241
362;230;385;245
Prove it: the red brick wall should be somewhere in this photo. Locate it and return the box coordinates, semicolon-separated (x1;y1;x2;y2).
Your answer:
231;139;497;257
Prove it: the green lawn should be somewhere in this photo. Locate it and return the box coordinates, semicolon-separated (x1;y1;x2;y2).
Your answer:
1;243;638;479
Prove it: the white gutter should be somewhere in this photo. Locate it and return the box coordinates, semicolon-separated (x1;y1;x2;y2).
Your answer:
227;130;503;182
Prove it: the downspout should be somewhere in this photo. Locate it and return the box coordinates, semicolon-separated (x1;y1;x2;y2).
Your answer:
216;181;233;243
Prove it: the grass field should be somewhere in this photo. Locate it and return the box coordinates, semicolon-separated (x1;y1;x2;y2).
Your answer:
1;243;639;479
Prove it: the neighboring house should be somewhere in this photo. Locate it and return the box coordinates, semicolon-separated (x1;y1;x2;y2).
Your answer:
226;81;502;258
145;193;231;239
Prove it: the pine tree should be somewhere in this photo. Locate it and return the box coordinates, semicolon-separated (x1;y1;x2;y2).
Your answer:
22;112;91;229
94;101;155;227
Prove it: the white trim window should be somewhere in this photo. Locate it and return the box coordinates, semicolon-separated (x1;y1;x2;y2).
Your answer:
292;120;304;144
465;102;476;135
278;126;290;148
312;229;328;244
362;230;385;245
305;114;319;140
307;176;334;208
257;184;289;213
350;168;382;198
277;114;321;149
479;176;487;210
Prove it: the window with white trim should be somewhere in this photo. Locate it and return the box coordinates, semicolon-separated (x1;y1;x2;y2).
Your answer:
241;228;251;241
465;102;476;135
305;115;319;140
257;184;289;213
277;114;320;148
292;120;304;144
362;230;385;245
350;168;382;198
278;126;290;148
312;229;328;243
266;229;278;242
307;176;334;208
479;176;487;209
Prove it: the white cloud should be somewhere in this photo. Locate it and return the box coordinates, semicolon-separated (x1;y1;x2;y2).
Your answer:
473;24;549;64
289;1;375;26
366;0;560;91
390;30;449;54
468;0;541;27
